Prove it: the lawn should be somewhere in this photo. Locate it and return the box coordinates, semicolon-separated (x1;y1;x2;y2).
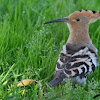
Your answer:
0;0;100;100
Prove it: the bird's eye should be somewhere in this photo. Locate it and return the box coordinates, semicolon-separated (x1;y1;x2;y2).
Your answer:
76;18;80;21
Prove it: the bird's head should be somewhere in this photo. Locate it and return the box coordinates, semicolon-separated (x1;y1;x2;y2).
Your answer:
44;10;100;43
44;10;100;28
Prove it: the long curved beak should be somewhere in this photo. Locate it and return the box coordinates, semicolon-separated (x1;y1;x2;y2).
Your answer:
44;18;68;24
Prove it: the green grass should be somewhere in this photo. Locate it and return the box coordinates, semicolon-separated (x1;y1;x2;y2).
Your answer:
0;0;100;100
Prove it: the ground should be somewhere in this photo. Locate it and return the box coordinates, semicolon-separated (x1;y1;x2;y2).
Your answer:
0;0;100;100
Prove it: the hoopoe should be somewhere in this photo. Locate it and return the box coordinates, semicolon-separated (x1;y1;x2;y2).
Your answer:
44;10;98;86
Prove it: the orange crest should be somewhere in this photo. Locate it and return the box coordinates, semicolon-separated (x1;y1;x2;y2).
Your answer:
69;10;100;23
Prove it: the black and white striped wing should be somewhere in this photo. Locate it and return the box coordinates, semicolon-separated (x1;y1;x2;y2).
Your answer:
56;46;98;78
49;44;98;86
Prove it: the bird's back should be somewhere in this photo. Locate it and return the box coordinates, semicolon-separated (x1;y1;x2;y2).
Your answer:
49;42;98;86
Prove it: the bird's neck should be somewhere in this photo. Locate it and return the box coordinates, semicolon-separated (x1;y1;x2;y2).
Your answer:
67;24;91;44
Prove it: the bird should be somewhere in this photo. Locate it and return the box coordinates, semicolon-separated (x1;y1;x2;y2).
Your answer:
44;10;98;86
